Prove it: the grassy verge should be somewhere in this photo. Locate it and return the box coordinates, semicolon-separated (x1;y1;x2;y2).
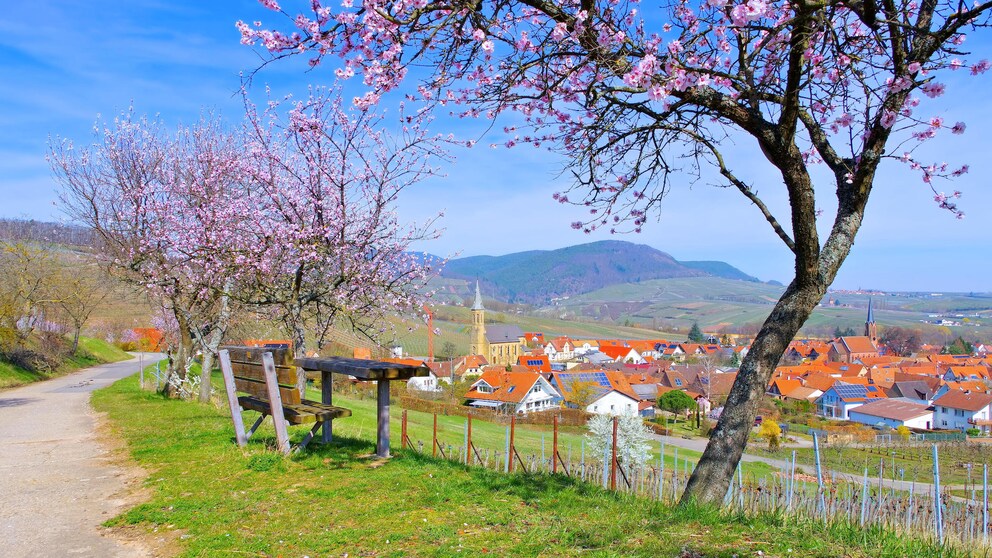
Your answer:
93;376;964;557
0;336;132;389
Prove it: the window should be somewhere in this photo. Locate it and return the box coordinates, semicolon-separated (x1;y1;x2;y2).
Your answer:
941;407;948;414
477;385;491;394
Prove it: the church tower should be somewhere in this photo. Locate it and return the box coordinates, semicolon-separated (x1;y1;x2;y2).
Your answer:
469;281;488;357
865;298;878;344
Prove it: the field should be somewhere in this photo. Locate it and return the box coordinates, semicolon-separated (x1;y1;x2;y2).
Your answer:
548;277;992;337
89;370;980;557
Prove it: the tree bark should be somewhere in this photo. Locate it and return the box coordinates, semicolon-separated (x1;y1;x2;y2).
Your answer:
681;279;827;504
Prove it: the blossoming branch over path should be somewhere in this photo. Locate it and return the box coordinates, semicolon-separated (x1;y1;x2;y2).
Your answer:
0;355;161;558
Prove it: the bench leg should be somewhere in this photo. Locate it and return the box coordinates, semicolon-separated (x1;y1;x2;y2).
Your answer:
218;350;248;447
376;379;390;458
321;371;333;443
246;414;267;440
262;352;291;456
295;422;324;453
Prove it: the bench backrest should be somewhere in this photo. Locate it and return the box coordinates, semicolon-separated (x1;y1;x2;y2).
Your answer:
221;345;302;405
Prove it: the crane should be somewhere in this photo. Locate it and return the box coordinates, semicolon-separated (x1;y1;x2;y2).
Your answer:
423;304;434;362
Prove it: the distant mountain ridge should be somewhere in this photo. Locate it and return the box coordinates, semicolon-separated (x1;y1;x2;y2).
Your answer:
439;240;759;304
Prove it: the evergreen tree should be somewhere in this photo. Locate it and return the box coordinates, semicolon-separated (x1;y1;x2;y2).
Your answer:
688;322;705;343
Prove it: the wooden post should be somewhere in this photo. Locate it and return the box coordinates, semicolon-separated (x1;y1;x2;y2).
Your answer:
218;349;248;447
553;415;559;474
321;369;334;443
262;352;291;455
610;416;618;491
433;413;438;457
401;410;408;450
376;379;390;458
467;414;473;466
509;415;517;473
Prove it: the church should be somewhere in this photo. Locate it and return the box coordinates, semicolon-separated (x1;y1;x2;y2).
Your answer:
469;282;525;367
828;299;880;363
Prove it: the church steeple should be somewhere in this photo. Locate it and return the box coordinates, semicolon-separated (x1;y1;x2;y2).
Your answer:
471;280;485;311
865;298;878;343
469;281;487;357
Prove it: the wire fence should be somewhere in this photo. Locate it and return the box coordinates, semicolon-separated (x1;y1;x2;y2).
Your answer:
399;411;991;550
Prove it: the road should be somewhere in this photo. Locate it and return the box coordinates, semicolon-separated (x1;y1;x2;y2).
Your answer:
0;354;160;558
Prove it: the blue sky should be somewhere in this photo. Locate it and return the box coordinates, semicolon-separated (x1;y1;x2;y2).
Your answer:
2;1;990;292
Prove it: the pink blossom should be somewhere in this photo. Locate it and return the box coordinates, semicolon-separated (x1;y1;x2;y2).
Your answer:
880;110;897;129
921;82;946;98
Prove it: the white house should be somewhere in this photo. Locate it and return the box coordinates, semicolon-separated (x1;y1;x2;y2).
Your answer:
463;370;561;414
544;337;576;362
847;399;933;430
550;370;642;416
932;391;992;433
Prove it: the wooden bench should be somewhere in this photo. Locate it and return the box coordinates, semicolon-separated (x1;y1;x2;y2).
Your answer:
218;345;351;454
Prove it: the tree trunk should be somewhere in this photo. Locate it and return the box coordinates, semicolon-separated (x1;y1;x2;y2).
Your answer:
198;351;215;403
197;285;233;403
681;279;827;505
71;327;81;356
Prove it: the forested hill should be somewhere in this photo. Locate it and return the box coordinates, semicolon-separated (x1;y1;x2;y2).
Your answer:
440;240;759;304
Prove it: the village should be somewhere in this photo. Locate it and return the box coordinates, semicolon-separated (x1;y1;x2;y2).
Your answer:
394;283;992;439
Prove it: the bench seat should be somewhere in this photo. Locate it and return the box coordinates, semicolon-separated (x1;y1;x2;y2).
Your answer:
237;396;352;425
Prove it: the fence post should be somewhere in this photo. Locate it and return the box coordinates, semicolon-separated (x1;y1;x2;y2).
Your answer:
433;413;438;457
581;440;586;479
464;418;469;465
983;462;988;542
786;450;796;511
509;415;516;473
139;352;144;388
504;426;510;473
610;416;618;491
859;467;869;526
402;410;408;450
541;434;546;472
932;444;944;545
552;415;559;474
813;432;826;521
660;441;666;502
467;414;473;466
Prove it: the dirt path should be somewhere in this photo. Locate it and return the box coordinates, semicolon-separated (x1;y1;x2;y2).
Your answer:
0;354;162;558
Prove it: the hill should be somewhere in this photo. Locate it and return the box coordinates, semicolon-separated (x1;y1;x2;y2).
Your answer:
440;240;757;304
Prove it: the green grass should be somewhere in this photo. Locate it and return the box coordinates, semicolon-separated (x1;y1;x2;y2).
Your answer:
77;336;132;362
92;376;971;557
0;336;132;389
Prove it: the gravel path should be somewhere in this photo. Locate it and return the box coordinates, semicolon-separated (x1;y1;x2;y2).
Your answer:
0;354;161;558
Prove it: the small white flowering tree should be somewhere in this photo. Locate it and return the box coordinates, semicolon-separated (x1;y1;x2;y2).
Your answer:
586;414;652;470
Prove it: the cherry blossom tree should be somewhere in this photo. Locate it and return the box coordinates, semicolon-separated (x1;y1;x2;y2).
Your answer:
51;113;248;401
52;89;445;399
235;87;445;363
239;0;992;503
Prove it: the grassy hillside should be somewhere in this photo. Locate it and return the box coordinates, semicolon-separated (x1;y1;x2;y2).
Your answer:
0;336;131;389
546;277;992;339
91;375;957;558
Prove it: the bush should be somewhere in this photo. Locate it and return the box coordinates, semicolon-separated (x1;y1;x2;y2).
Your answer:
966;428;981;437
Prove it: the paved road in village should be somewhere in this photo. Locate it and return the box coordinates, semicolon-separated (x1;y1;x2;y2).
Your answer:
0;354;160;558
